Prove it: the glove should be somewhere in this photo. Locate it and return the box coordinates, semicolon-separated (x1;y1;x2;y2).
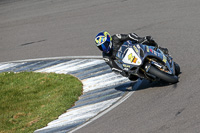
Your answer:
143;36;158;48
145;36;153;41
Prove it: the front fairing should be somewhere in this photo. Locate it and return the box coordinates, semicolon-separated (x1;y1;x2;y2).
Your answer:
145;45;175;74
115;41;145;76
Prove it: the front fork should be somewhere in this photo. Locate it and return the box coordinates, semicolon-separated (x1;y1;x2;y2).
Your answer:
145;57;174;75
145;57;163;72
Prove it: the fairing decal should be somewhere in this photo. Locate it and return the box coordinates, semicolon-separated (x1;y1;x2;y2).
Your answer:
122;48;142;66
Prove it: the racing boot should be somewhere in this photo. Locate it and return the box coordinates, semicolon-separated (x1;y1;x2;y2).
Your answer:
159;46;168;55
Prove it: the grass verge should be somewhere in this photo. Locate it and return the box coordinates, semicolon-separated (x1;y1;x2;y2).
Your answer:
0;72;83;133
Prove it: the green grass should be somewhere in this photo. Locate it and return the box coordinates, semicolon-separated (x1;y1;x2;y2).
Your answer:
0;72;83;133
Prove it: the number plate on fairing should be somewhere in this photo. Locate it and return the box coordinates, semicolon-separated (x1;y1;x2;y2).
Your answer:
122;48;142;66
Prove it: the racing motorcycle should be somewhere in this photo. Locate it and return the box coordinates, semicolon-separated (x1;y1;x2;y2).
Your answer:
115;41;179;83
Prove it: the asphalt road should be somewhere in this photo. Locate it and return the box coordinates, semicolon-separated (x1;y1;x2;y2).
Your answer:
1;0;200;133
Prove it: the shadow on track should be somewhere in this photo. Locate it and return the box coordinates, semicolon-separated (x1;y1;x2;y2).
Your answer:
136;79;179;91
115;78;179;92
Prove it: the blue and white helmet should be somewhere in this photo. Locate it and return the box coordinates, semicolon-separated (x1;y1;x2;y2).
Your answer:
95;31;113;53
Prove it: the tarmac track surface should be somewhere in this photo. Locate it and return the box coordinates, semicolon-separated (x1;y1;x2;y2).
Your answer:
1;0;200;133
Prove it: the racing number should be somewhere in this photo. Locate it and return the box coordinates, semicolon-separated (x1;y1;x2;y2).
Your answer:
128;53;138;63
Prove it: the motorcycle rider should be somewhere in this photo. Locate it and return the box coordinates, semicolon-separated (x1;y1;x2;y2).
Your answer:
95;31;173;80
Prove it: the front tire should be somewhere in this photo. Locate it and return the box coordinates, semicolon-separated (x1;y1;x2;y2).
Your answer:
148;65;179;83
174;62;180;76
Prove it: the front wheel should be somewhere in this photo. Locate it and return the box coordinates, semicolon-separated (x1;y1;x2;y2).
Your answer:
174;62;180;76
148;65;179;84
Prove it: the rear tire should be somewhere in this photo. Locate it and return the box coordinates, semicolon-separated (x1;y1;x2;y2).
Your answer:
148;65;178;84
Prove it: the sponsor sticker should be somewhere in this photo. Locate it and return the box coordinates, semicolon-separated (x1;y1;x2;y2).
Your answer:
123;64;130;68
146;46;150;52
133;45;139;53
163;55;167;63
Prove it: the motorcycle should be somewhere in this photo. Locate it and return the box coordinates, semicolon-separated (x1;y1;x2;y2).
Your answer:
115;40;179;83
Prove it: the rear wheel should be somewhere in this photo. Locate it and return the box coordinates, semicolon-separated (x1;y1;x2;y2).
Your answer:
148;65;178;83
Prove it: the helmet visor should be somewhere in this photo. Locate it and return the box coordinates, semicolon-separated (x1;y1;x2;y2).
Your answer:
98;41;112;53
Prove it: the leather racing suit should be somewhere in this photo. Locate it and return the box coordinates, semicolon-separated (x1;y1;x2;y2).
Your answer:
103;33;159;79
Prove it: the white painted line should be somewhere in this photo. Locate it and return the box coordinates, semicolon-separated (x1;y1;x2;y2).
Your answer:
0;56;102;64
60;98;120;118
56;60;105;74
82;72;117;84
36;59;83;73
83;77;129;92
0;63;24;70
